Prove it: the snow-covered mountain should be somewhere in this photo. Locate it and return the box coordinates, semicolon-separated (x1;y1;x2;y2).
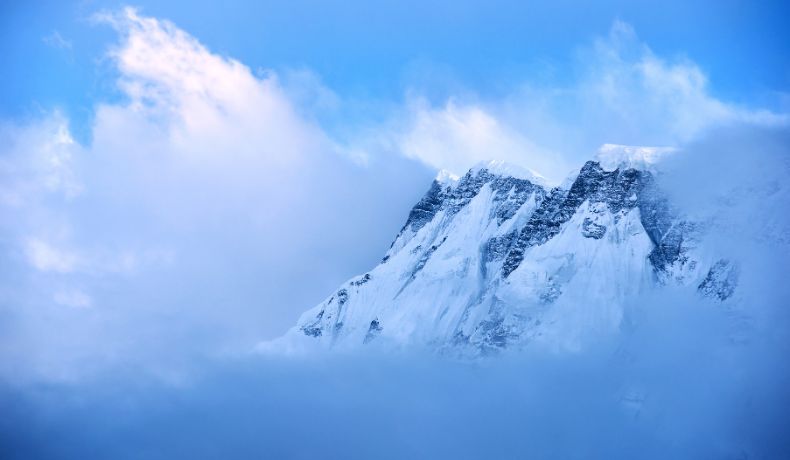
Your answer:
271;152;738;354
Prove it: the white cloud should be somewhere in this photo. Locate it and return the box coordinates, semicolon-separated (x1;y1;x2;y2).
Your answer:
394;98;568;182
595;144;676;172
92;7;328;169
381;20;788;182
0;8;429;383
0;113;82;207
24;238;79;273
578;20;787;144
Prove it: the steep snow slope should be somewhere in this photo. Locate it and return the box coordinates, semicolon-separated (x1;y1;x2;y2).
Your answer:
269;158;733;354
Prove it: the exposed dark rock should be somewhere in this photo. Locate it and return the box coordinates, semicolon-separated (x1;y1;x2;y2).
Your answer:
364;318;383;344
488;175;545;225
335;289;349;319
301;326;322;337
635;172;702;277
301;289;349;339
484;230;518;263
420;168;543;223
301;310;324;337
391;168;542;249
647;221;699;275
444;170;492;215
503;161;673;278
502;159;643;277
698;259;739;300
582;218;607;239
399;180;449;235
501;187;563;275
351;273;372;286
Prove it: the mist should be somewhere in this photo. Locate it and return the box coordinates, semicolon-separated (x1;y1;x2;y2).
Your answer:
2;280;789;459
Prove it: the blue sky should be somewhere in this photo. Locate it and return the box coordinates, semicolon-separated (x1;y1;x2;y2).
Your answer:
3;0;789;141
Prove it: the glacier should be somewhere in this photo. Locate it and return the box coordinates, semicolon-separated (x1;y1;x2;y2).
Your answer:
269;154;737;355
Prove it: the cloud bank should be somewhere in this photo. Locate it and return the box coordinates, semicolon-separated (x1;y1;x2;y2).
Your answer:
2;288;789;459
0;8;431;384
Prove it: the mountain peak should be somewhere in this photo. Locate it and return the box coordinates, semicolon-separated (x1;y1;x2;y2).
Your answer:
468;159;549;186
269;152;731;355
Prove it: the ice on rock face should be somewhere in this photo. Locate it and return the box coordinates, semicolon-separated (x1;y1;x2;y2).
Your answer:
271;157;737;355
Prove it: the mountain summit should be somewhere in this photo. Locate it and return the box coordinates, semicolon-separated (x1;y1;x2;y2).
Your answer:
271;158;737;354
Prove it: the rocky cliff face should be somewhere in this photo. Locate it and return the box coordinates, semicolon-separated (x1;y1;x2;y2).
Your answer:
274;158;736;355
